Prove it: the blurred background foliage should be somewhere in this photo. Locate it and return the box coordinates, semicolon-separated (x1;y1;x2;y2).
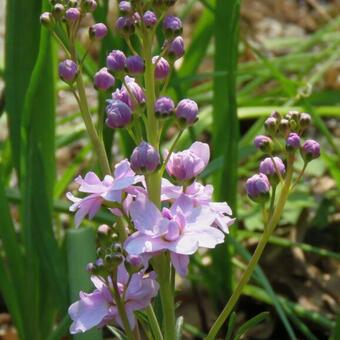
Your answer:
0;0;339;339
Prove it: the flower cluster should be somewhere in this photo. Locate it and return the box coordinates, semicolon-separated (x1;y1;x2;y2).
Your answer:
44;0;235;335
246;110;320;202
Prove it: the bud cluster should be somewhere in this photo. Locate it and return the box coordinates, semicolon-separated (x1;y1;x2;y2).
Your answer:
246;110;320;203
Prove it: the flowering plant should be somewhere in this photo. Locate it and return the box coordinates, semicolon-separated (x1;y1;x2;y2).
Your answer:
41;1;321;339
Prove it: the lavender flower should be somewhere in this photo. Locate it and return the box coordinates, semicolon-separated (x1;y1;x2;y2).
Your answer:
94;67;115;91
246;173;271;203
69;265;159;333
167;36;184;60
259;157;285;177
105;100;132;128
163;15;182;37
152;56;170;80
119;1;132;13
58;59;78;82
67;160;136;226
254;135;272;153
154;96;175;117
302;140;320;161
165;142;210;181
130;142;161;173
89;23;108;40
143;11;157;27
286;132;301;150
126;55;145;75
106;50;127;73
175;98;198;124
65;8;80;22
116;16;135;34
125;195;225;276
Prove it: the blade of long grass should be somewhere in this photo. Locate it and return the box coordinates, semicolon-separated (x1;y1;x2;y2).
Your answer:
4;0;42;175
210;0;240;306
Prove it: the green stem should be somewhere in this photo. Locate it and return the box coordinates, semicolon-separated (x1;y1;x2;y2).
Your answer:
205;155;294;340
145;305;164;340
142;29;176;340
74;73;111;175
111;282;135;340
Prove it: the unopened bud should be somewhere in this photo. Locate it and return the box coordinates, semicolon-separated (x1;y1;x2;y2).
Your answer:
254;135;273;153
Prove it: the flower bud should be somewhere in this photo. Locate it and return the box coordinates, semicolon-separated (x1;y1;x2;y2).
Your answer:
68;0;78;7
119;1;132;13
254;135;272;153
301;140;320;161
125;254;144;274
116;16;135;35
167;36;184;60
58;59;78;82
270;110;281;121
126;55;145;75
299;112;311;129
65;8;80;22
122;76;146;107
279;118;289;136
246;173;270;203
106;50;127;73
97;224;111;236
94;67;115;91
163;15;182;37
104;254;123;267
155;96;175;117
52;4;65;19
288;111;300;122
40;12;54;27
152;56;170;80
264;117;277;134
175;99;198;125
259;157;285;177
130;142;161;173
286;132;301;150
82;0;97;12
105;100;132;128
143;11;157;28
89;23;108;40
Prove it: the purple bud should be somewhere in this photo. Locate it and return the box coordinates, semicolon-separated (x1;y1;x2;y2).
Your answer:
270;110;281;121
58;59;78;82
279;118;289;135
122;76;146;107
259;157;285;177
52;4;65;19
119;1;132;13
106;50;127;73
176;99;198;124
286;132;301;150
299;112;311;128
97;224;111;235
89;23;108;39
94;67;115;91
40;12;54;27
152;56;170;80
126;254;143;268
254;135;273;152
264;117;277;134
126;55;145;74
163;15;182;37
143;10;157;27
167;36;184;60
130;142;160;173
86;262;96;273
116;16;135;34
65;8;80;22
246;173;270;202
83;0;97;12
302;140;320;161
155;96;175;117
105;100;132;128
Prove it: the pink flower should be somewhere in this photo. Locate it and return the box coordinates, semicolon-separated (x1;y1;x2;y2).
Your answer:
161;180;235;233
125;195;225;276
69;265;159;333
67;160;137;226
165;142;210;181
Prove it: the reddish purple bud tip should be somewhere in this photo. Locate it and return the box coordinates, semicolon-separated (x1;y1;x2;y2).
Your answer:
153;56;170;80
286;132;301;150
143;10;157;27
